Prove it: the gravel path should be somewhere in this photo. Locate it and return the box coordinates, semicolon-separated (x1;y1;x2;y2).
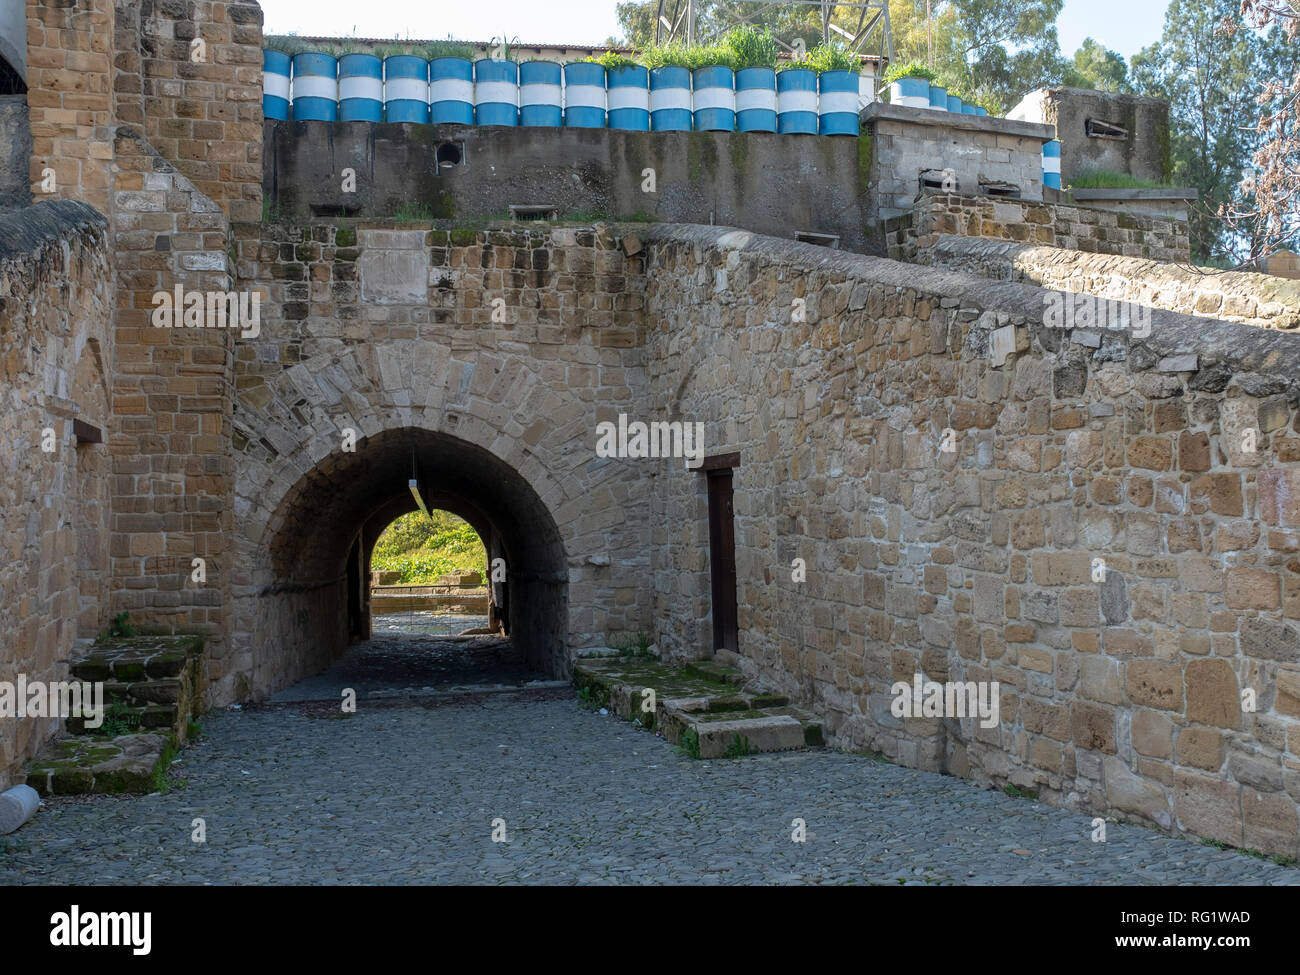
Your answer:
1;695;1295;885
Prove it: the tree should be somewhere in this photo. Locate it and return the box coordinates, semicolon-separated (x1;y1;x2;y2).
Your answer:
1063;38;1130;92
1219;1;1300;261
888;0;1070;112
1131;0;1267;262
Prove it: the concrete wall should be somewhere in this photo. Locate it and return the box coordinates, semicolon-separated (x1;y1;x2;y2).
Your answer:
1010;87;1172;186
0;200;114;789
643;223;1300;859
865;104;1054;221
263;122;872;253
0;94;30;209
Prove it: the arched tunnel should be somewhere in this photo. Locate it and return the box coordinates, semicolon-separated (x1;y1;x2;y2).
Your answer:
255;426;569;695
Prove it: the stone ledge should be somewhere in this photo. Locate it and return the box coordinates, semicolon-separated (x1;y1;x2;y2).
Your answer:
643;222;1300;398
0;199;107;262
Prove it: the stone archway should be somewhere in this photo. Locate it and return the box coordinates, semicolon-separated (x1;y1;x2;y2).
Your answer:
231;425;570;701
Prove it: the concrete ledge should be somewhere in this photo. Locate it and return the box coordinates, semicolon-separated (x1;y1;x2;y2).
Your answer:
863;102;1056;142
1071;187;1199;202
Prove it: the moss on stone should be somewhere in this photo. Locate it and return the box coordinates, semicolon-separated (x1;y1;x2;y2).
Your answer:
334;227;357;247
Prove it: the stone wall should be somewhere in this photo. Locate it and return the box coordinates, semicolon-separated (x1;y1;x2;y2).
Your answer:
643;223;1300;859
0;200;114;789
886;192;1191;265
25;0;116;213
112;0;263;223
226;221;653;702
919;237;1300;333
108;128;235;672
864;104;1055;221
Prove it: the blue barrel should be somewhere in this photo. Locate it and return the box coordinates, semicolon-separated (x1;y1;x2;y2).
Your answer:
974;106;989;117
384;56;429;123
475;59;518;126
563;62;606;128
928;83;947;110
338;53;382;122
735;67;776;132
693;65;734;131
262;49;291;120
888;76;929;110
649;66;691;131
1042;139;1062;190
519;60;562;127
606;64;650;130
818;70;859;135
430;57;474;125
961;102;978;115
776;68;818;134
291;52;338;121
946;94;963;114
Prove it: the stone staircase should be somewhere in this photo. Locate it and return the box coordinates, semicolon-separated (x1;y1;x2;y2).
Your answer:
25;636;205;796
574;656;823;759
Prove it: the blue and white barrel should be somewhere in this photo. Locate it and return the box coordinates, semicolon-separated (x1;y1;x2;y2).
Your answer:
946;93;963;114
338;53;382;122
1042;139;1062;190
519;60;562;127
928;83;947;110
262;49;291;120
606;65;650;130
563;62;606;128
475;59;518;126
888;76;930;110
430;57;474;125
692;65;735;131
735;67;776;132
291;52;338;121
649;66;691;131
384;55;429;123
776;68;818;134
818;69;860;135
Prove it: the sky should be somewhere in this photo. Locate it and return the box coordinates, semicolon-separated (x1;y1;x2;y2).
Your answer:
260;0;1174;62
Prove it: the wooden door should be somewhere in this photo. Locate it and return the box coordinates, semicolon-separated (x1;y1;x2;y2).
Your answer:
706;468;739;653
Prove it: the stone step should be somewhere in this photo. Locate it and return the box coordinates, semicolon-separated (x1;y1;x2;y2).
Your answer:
25;734;171;796
574;656;821;757
64;636;205;741
67;702;179;736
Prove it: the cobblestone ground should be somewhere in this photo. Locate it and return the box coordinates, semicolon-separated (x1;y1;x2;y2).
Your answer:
271;631;547;703
1;695;1296;885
